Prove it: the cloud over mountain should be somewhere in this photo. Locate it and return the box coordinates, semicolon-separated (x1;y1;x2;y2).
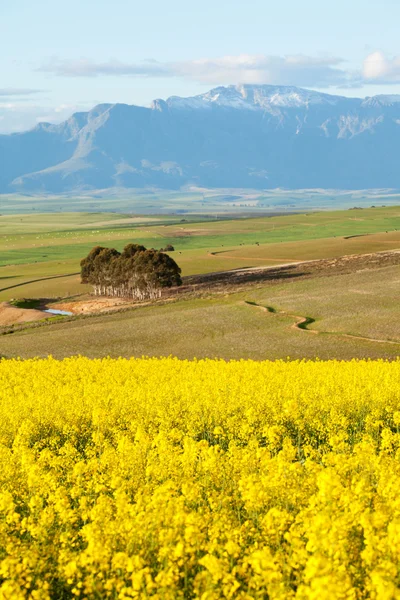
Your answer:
39;54;353;88
0;102;89;134
363;51;400;84
39;51;400;90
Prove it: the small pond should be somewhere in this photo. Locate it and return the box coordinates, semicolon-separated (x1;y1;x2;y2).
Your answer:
45;309;73;316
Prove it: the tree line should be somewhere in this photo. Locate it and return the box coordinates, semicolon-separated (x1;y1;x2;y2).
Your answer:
81;243;182;300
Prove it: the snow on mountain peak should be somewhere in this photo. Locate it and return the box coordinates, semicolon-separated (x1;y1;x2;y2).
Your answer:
153;85;400;115
236;84;331;108
362;95;400;107
160;84;344;111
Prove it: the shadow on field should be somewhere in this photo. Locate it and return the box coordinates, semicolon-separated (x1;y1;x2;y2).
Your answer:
183;264;308;287
180;250;400;295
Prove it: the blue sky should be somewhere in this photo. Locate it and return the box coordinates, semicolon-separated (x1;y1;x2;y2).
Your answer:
2;0;400;132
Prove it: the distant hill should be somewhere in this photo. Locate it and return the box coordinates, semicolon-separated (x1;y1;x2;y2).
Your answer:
2;84;400;193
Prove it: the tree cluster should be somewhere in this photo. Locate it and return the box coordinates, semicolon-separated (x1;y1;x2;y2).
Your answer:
81;243;182;300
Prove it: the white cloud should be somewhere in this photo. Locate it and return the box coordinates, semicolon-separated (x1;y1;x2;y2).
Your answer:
39;54;354;88
363;51;400;84
0;88;43;97
0;103;89;134
39;58;169;78
39;51;400;89
174;54;351;87
40;52;400;89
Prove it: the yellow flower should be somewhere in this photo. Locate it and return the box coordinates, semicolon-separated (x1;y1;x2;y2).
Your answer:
0;356;399;597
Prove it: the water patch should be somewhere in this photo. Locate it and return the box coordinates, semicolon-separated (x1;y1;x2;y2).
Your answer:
45;309;73;316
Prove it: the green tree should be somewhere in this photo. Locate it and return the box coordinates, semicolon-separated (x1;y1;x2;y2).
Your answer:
80;246;106;284
81;244;182;300
121;243;147;258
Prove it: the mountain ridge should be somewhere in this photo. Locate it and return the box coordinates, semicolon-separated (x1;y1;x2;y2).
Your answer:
2;84;400;193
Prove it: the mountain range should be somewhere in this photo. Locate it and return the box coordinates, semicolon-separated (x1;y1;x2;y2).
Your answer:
2;84;400;193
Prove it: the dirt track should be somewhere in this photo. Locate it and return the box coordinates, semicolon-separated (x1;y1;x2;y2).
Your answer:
0;272;79;294
183;249;400;289
244;300;400;346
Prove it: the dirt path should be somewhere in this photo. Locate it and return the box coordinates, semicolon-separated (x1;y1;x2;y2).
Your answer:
208;251;301;262
244;300;400;346
0;272;79;294
0;302;49;326
185;250;400;289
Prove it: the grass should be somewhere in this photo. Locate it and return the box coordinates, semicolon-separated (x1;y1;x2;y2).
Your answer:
1;206;400;363
2;264;400;361
0;261;85;302
0;212;186;235
2;206;400;301
249;264;400;341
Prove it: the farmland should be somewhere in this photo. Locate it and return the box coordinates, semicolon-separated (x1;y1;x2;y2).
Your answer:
2;203;400;598
2;205;400;302
2;187;400;215
3;260;400;360
2;205;400;360
2;356;400;598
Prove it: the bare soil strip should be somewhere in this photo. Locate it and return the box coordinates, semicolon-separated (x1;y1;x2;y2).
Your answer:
208;251;300;262
0;303;49;326
52;297;134;315
184;250;400;290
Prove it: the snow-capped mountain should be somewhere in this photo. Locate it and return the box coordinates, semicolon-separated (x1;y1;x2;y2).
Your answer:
361;95;400;108
161;84;345;111
2;84;400;193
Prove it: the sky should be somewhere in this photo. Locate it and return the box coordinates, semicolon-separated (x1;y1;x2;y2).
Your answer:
2;0;400;133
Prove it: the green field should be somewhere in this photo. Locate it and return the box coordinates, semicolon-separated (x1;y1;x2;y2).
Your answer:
2;206;400;301
2;204;400;360
3;263;400;360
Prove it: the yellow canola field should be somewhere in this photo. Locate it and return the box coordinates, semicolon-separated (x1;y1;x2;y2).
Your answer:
1;358;400;599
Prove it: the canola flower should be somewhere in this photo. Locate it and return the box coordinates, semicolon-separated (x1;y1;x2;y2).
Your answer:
1;357;400;599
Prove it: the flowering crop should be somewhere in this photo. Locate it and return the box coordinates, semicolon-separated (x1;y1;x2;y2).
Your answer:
1;357;400;599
